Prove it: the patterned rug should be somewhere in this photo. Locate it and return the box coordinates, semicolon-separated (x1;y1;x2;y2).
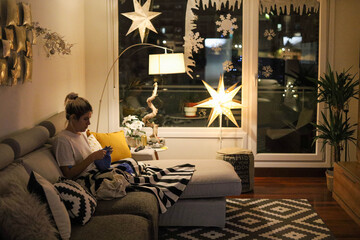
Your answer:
159;198;335;240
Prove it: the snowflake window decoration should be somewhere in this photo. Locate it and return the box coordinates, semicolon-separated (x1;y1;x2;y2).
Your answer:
262;65;273;78
223;60;234;72
264;29;276;40
211;44;222;55
183;31;204;53
216;14;238;36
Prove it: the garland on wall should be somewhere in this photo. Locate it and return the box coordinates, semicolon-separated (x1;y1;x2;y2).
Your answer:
30;22;74;58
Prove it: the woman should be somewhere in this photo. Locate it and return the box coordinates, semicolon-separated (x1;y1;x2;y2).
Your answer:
53;92;106;179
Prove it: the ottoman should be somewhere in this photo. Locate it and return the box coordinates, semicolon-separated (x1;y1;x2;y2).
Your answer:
145;159;242;227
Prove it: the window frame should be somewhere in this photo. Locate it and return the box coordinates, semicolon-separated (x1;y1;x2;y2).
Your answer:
107;0;333;165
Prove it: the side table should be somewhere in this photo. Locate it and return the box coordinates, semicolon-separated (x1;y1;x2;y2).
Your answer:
131;146;168;160
217;147;254;192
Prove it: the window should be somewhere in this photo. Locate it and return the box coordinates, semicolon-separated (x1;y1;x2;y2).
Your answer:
116;0;326;160
256;3;319;153
118;0;243;128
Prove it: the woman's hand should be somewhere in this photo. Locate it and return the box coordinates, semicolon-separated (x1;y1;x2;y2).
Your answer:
89;149;106;162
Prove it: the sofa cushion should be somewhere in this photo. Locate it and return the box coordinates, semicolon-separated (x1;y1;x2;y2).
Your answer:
145;159;242;198
54;178;97;225
38;111;66;138
28;171;71;240
0;163;29;194
95;191;158;239
19;146;63;184
71;214;152;240
0;144;14;170
2;126;49;158
0;185;58;240
91;131;131;162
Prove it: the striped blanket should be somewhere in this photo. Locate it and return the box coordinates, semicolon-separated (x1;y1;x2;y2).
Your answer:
76;158;195;213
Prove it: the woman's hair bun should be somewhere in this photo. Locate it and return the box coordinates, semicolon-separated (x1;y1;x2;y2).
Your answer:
66;92;78;101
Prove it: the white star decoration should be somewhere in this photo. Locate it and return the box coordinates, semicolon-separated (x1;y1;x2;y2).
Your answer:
121;0;161;43
195;75;244;127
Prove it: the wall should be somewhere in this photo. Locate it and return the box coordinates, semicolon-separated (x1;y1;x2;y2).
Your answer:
84;0;110;134
0;0;85;138
333;0;360;162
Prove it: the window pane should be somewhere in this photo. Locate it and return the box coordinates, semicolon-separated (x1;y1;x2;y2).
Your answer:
119;0;243;128
257;5;319;153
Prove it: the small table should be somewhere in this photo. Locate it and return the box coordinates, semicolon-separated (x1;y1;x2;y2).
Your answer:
217;147;254;192
150;146;168;160
131;146;168;160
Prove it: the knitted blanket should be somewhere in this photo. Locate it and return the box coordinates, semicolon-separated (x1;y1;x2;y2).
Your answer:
76;158;195;213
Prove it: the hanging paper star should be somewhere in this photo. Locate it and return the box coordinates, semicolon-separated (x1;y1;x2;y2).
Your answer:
195;75;243;127
121;0;161;43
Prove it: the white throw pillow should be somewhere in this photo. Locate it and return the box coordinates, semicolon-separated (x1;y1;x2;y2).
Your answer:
87;134;103;152
27;171;71;240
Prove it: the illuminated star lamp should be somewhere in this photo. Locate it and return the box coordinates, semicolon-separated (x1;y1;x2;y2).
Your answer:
195;74;244;149
96;43;185;132
121;0;161;43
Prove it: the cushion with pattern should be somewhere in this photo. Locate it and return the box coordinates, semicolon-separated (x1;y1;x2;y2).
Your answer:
54;178;97;225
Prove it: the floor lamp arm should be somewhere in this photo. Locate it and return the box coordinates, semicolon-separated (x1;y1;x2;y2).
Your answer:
96;43;174;132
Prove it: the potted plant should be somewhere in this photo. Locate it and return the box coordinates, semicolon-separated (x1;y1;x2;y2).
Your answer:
311;64;358;191
122;115;146;147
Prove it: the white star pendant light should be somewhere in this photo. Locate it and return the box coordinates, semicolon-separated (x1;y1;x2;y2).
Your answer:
195;74;243;127
121;0;162;43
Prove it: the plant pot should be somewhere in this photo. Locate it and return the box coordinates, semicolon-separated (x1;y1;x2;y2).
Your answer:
184;106;197;117
126;137;140;148
325;169;334;192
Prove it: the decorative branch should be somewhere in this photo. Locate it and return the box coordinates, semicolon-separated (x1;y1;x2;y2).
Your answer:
142;82;160;141
30;22;74;57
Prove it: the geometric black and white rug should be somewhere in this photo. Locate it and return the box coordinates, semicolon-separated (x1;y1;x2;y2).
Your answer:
159;199;335;240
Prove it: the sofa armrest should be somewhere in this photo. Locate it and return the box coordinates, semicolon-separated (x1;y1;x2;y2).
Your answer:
131;148;157;161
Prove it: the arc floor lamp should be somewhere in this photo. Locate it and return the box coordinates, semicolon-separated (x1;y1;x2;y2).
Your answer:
96;43;186;132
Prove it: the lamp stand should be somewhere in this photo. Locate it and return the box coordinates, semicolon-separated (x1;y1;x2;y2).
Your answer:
219;113;223;150
96;43;179;132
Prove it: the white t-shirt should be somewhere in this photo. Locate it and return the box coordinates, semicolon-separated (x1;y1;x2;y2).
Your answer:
53;130;96;177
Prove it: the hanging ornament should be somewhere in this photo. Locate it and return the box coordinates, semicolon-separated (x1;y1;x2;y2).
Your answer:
121;0;161;43
195;74;244;127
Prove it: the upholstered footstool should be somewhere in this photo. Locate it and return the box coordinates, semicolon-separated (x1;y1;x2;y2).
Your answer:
144;159;242;227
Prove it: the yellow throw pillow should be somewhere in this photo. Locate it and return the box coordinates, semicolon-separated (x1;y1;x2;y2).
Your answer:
90;131;131;162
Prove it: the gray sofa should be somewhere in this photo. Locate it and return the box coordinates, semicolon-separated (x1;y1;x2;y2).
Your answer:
0;111;242;240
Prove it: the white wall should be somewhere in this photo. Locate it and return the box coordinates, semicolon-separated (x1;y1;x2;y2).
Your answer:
0;0;85;138
84;0;110;134
333;0;360;162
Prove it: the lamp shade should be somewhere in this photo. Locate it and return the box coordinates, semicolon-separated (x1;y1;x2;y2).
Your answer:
148;53;186;75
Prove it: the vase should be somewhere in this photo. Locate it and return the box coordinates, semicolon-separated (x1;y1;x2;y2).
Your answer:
126;137;140;148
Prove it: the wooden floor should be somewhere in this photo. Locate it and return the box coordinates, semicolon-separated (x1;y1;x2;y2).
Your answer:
232;177;360;240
